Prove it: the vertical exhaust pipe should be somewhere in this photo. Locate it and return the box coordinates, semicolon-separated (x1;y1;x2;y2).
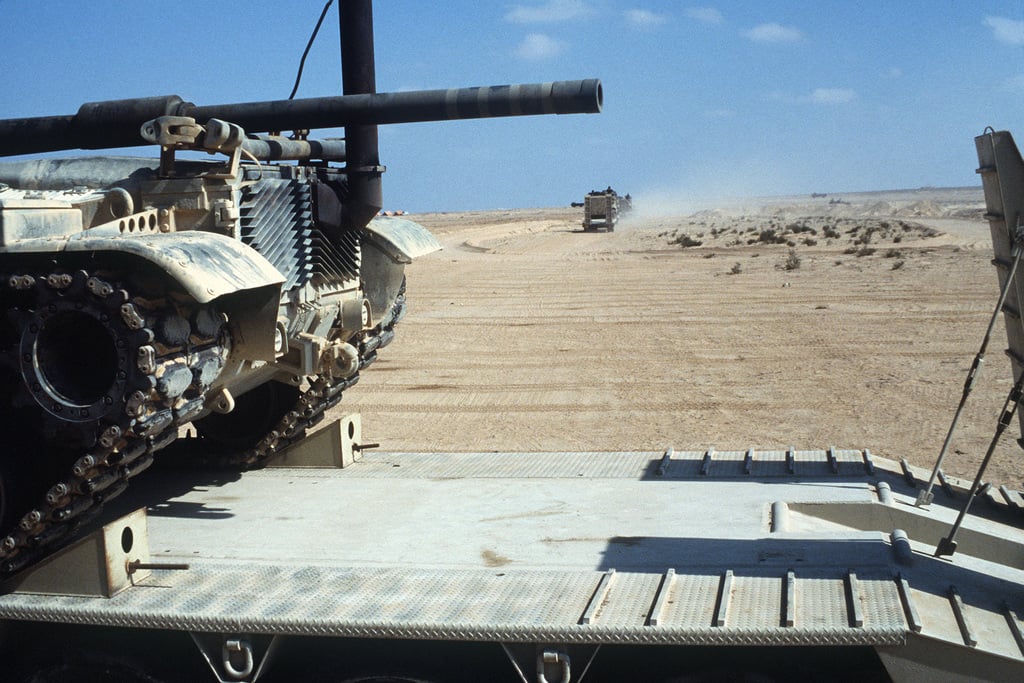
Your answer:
339;0;383;229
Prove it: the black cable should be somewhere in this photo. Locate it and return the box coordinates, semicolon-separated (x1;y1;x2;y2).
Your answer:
289;0;335;100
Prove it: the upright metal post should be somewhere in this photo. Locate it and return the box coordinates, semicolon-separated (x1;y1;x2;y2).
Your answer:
339;0;383;230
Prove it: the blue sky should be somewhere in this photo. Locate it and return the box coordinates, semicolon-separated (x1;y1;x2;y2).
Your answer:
2;1;1024;212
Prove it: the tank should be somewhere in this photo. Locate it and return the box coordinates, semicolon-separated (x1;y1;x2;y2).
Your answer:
0;0;601;575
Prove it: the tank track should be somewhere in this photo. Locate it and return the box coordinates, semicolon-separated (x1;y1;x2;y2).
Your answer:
0;269;404;577
205;279;405;469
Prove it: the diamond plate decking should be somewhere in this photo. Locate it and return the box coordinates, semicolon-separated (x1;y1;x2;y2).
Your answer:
0;448;1021;678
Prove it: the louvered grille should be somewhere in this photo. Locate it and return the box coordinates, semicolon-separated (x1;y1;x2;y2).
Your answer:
239;178;360;288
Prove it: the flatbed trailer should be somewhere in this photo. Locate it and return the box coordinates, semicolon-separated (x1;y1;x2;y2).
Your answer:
0;418;1022;682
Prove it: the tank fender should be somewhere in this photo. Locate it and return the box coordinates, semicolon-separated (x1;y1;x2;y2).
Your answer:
360;216;441;323
363;215;442;264
7;230;284;361
64;229;284;300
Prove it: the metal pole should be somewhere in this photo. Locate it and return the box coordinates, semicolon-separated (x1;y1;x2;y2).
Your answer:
339;0;383;230
935;369;1024;556
916;237;1024;506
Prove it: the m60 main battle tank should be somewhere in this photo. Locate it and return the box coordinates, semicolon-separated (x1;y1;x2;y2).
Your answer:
0;1;601;575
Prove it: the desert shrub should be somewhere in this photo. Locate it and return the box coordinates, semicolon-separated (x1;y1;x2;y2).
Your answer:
729;262;742;275
787;222;816;234
757;229;788;245
671;234;703;248
892;260;905;270
784;248;801;271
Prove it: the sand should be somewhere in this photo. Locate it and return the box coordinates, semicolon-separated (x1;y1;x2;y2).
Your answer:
335;187;1024;488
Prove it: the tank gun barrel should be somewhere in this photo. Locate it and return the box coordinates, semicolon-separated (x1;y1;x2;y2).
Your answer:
0;79;602;157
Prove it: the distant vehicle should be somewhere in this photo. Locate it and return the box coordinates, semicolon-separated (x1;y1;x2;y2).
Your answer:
582;186;629;231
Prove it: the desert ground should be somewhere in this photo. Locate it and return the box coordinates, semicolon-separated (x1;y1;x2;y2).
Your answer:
336;187;1024;488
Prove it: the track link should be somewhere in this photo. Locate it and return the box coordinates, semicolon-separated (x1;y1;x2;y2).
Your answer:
0;267;229;575
202;279;405;469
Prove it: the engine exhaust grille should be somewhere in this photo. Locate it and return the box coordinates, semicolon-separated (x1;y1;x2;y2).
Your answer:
239;178;359;289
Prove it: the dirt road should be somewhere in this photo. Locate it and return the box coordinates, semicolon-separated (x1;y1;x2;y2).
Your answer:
338;188;1023;487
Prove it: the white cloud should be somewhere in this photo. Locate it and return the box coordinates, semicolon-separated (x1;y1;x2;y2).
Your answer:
624;9;668;28
514;33;565;60
984;16;1024;45
685;7;724;25
505;0;593;23
742;23;803;44
807;88;856;104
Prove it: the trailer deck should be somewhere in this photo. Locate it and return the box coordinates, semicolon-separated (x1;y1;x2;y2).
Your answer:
1;423;1022;681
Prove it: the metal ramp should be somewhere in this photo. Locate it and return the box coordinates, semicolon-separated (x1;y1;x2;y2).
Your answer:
976;129;1024;437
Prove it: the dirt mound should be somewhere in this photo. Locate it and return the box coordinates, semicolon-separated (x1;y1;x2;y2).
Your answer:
660;215;941;255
